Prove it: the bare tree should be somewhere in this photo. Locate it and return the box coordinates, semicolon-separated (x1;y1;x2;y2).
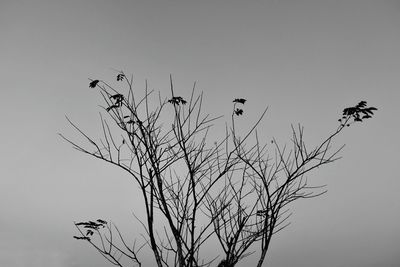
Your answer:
60;72;377;267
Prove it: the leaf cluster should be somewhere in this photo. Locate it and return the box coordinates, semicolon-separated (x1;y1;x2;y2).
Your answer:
233;98;246;116
89;79;100;88
73;219;107;241
168;96;187;105
62;74;378;267
339;101;377;126
106;94;124;111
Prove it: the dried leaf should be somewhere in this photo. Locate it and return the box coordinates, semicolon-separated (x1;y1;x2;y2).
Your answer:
233;98;246;104
89;80;99;88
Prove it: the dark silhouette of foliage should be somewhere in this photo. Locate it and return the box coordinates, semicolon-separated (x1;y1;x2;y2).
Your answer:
339;101;377;126
110;94;124;101
105;94;124;112
76;220;105;229
89;79;99;88
97;219;107;224
233;98;246;116
73;236;90;241
234;108;243;116
106;104;119;112
233;98;246;104
117;73;125;81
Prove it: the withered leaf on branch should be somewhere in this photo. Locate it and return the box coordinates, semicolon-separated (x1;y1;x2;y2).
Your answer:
88;221;103;227
168;96;187;105
341;101;377;123
233;98;246;104
234;108;243;116
256;210;269;217
76;220;103;229
89;80;99;88
97;219;107;224
110;94;124;101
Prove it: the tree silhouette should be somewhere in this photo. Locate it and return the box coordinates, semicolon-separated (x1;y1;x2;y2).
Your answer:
60;72;377;267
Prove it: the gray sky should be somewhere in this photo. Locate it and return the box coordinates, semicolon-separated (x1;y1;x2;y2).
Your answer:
1;0;399;266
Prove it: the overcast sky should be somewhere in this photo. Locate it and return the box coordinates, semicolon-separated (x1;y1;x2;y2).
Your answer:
1;0;399;266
